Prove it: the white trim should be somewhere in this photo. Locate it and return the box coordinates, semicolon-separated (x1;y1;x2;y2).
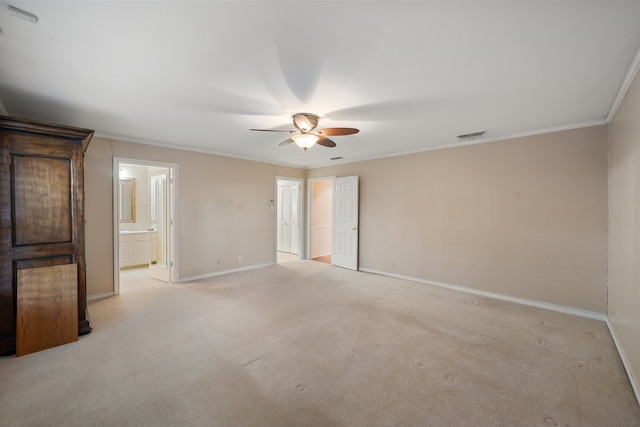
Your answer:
312;253;331;259
606;43;640;123
606;318;640;406
97;132;304;169
359;267;606;321
177;262;274;283
87;292;114;302
171;166;180;283
310;119;607;169
99;119;608;172
112;158;120;295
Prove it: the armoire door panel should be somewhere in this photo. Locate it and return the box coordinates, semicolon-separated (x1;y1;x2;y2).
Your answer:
10;243;75;260
11;154;73;246
16;263;78;356
6;256;76;347
15;255;74;271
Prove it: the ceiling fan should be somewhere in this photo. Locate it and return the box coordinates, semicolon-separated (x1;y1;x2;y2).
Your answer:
250;113;359;151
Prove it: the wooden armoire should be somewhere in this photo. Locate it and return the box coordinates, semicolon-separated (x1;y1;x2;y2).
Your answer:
0;115;94;355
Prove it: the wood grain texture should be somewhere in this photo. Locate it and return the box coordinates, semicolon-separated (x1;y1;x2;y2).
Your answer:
0;115;93;355
12;155;72;245
0;115;94;152
16;264;78;356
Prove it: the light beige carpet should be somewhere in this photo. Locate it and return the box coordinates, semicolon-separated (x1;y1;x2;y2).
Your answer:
1;258;639;426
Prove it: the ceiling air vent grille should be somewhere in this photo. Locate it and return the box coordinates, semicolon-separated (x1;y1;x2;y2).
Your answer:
330;157;343;161
457;131;485;141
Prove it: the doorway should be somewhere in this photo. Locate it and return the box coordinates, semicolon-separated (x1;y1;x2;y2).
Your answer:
307;175;360;270
308;177;333;264
113;158;178;294
276;177;303;262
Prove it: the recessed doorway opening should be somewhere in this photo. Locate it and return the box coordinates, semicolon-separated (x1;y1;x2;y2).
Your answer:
307;175;360;271
113;158;179;295
308;178;333;265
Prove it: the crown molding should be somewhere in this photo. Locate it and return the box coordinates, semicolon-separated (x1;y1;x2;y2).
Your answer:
606;43;640;123
94;131;304;169
308;119;607;169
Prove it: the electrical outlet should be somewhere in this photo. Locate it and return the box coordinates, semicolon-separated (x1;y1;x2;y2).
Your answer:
238;255;243;261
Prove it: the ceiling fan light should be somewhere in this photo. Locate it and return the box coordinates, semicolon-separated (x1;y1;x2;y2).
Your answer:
292;133;319;150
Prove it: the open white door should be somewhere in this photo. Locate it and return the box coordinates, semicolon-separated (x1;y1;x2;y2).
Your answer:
149;171;170;282
332;176;359;270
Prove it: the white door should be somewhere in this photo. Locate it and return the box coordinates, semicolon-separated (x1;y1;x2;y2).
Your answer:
276;182;300;255
149;172;170;282
332;176;359;270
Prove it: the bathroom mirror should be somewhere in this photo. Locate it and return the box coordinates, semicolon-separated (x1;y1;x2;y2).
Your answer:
119;178;136;223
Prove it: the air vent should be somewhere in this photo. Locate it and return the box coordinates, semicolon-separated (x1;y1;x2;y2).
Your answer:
330;157;343;161
457;131;485;141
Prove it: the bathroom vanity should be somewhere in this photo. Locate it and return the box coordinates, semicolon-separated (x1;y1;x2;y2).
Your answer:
119;230;158;269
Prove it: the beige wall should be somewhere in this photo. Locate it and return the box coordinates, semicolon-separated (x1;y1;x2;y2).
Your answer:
86;125;609;314
608;70;640;397
309;125;609;313
84;137;304;296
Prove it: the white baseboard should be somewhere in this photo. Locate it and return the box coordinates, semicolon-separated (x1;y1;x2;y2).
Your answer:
178;262;275;283
359;267;606;321
606;318;640;406
89;263;276;298
87;292;114;302
312;253;331;258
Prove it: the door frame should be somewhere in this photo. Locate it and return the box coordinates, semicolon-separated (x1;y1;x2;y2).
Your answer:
275;176;304;260
113;157;179;294
306;176;335;260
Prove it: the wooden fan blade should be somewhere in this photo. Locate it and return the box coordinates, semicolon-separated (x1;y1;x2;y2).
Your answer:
279;138;294;146
316;136;337;148
315;127;360;136
250;128;294;133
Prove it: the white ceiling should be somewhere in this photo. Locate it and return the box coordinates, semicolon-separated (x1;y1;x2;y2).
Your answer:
1;1;639;168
